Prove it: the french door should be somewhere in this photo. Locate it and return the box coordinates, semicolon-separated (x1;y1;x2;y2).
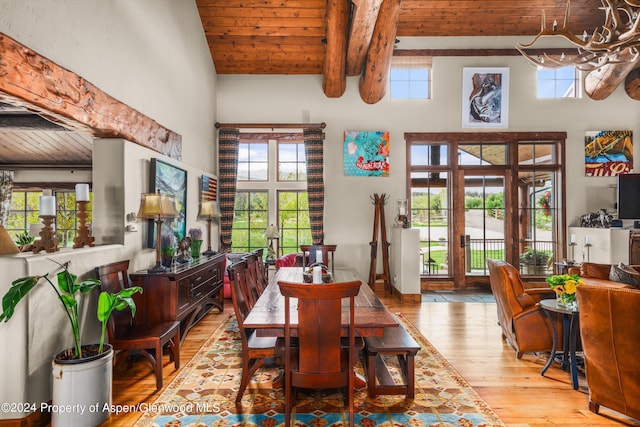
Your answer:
459;172;509;280
406;132;566;289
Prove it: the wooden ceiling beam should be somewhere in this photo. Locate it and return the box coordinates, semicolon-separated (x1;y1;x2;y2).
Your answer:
0;32;182;160
346;0;383;77
359;0;402;104
322;0;350;98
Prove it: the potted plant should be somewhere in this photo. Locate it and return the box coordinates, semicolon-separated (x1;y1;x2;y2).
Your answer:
161;231;178;267
0;259;142;426
519;247;550;274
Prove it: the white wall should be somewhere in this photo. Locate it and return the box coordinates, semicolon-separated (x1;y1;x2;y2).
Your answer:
0;0;217;420
0;0;217;171
217;36;640;277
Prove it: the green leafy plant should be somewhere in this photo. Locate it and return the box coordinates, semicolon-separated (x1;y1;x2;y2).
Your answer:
14;230;35;247
0;259;141;359
519;246;550;266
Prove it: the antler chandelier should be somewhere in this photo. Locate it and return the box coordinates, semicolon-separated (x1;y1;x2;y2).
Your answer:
517;0;640;72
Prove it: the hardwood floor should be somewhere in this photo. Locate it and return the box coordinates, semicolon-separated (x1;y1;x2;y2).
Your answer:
103;291;639;426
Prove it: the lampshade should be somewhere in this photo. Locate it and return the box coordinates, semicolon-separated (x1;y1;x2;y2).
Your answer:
136;191;179;219
0;225;20;254
264;224;280;239
29;223;43;238
198;200;221;219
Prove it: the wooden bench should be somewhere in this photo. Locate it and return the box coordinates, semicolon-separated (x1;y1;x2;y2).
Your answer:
363;325;420;398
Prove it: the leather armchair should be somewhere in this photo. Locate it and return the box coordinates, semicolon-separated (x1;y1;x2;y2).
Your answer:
487;259;559;358
577;284;640;420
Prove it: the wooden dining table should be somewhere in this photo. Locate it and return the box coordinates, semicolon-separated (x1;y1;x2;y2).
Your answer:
243;267;399;337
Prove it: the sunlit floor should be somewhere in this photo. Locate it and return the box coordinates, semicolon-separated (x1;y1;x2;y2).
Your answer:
421;290;495;303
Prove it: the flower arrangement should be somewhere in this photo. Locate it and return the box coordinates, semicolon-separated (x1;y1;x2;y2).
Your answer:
188;227;203;241
538;191;551;216
546;273;583;308
160;231;178;267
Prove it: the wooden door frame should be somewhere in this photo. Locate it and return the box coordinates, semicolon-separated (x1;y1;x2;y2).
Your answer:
405;131;567;290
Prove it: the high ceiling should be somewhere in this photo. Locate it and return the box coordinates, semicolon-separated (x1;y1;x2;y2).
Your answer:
196;0;604;75
0;1;619;168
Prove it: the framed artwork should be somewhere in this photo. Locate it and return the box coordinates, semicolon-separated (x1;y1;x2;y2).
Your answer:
343;131;390;177
462;67;509;128
147;158;187;248
584;130;633;176
200;174;218;202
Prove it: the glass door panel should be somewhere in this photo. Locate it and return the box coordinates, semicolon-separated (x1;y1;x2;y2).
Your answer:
462;174;506;276
517;170;555;276
410;171;450;277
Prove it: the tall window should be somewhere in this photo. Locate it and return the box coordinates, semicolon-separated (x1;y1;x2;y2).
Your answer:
7;191;41;239
232;136;311;255
389;56;432;99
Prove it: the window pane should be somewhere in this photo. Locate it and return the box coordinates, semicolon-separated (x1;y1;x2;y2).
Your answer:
410;144;448;166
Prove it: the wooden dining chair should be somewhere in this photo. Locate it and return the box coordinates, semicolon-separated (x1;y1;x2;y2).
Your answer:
227;260;282;403
252;248;269;290
300;244;337;273
278;280;361;427
242;253;262;306
97;260;181;390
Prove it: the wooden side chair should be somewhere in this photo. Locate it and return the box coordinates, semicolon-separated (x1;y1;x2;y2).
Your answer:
300;244;337;273
242;253;262;305
252;248;268;290
227;260;282;403
97;260;181;390
278;280;361;427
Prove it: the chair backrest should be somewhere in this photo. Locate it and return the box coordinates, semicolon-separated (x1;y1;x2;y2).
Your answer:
278;280;361;388
487;259;534;317
243;253;262;304
227;260;253;329
252;248;268;290
577;284;640;420
300;244;337;273
96;260;133;335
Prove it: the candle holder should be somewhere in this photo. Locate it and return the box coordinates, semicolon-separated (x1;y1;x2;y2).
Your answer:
32;215;59;254
584;242;592;262
73;200;95;248
569;242;577;263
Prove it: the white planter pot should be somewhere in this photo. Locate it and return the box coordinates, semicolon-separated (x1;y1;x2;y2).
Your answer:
51;344;113;427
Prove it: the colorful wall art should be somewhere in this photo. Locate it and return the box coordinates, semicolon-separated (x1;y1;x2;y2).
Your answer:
461;67;509;128
584;130;633;176
344;131;390;177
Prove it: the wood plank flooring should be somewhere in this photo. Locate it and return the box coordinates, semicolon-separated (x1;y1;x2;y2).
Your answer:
102;291;639;426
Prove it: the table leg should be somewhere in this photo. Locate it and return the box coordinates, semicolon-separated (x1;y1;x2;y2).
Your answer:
569;315;580;390
541;310;557;376
561;314;571;371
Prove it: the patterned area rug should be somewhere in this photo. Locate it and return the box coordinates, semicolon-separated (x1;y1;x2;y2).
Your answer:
134;313;505;426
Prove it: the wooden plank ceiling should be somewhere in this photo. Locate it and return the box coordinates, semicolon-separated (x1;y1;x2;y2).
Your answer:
197;0;605;75
197;0;639;103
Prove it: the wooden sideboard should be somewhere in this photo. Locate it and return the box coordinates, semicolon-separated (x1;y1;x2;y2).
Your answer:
630;232;640;265
130;254;225;344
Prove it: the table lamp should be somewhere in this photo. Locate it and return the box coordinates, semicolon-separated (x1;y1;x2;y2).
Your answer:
264;224;280;260
198;200;220;257
137;190;179;273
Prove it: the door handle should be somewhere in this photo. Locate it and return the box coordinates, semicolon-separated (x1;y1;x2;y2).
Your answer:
460;235;466;248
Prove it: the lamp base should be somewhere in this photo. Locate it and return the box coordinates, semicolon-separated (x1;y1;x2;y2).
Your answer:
202;247;217;257
148;261;167;274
